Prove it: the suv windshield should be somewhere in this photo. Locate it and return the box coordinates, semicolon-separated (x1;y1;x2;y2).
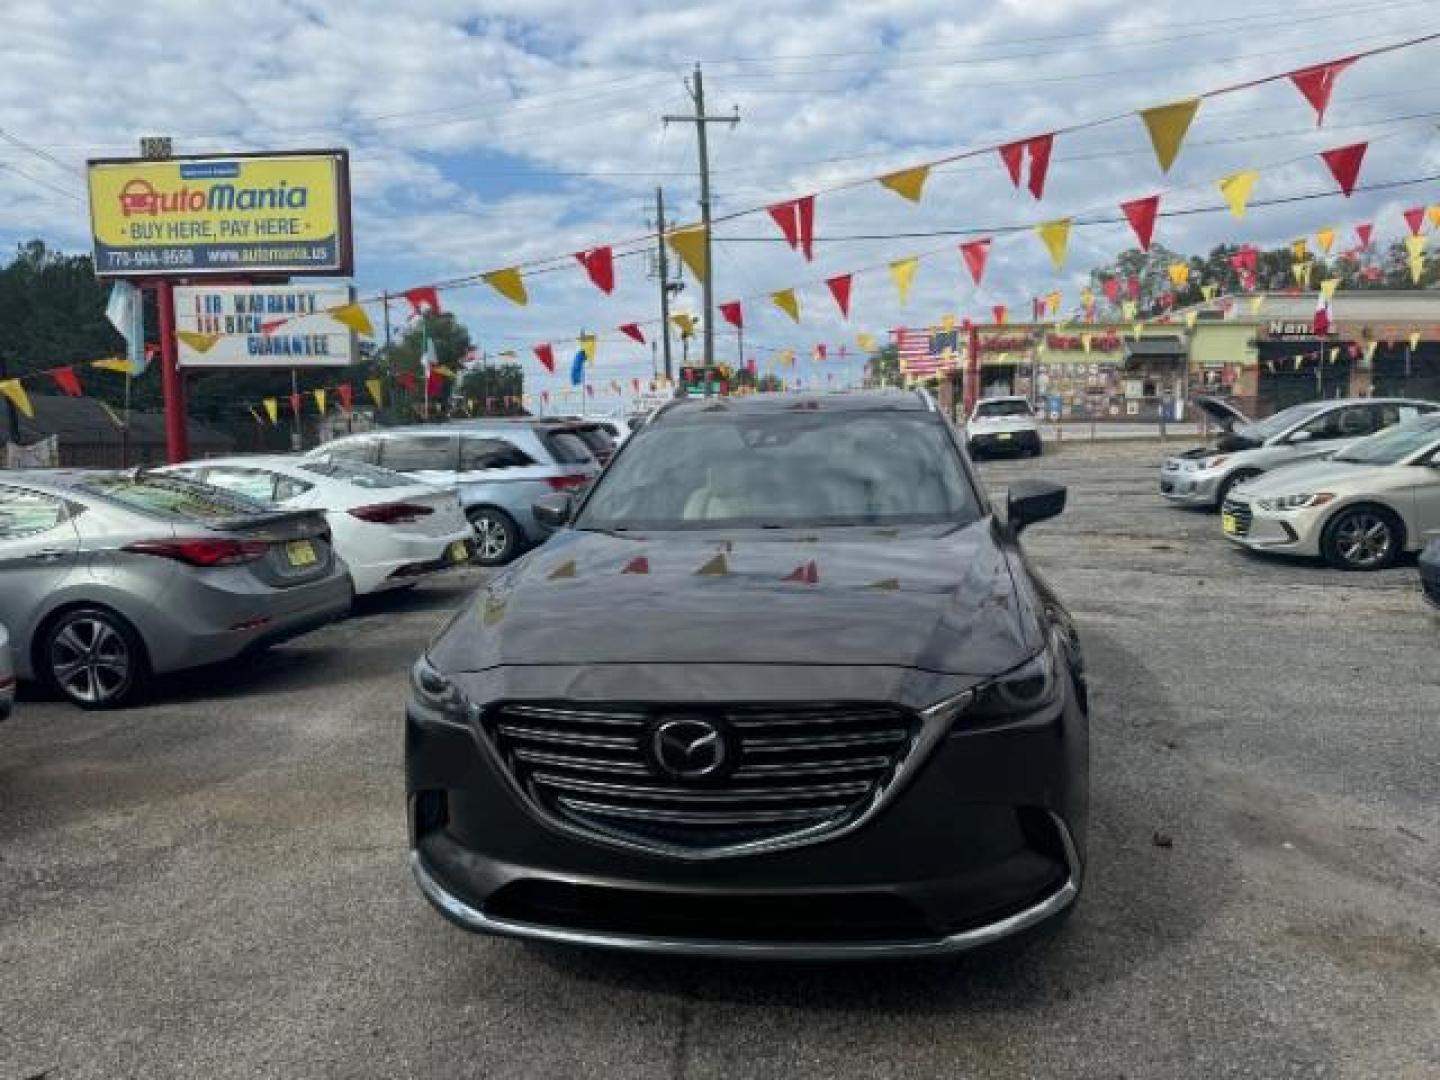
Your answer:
576;411;979;530
973;399;1032;418
1332;417;1440;465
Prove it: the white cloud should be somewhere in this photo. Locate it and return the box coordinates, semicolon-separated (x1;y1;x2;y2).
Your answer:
2;0;1438;401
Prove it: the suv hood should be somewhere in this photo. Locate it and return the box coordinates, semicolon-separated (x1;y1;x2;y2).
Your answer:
429;522;1035;677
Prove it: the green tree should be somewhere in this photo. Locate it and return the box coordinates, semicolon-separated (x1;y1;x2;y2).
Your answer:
865;343;900;387
458;363;525;414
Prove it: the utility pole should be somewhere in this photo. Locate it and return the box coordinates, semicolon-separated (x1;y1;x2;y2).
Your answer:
664;63;739;370
654;187;674;383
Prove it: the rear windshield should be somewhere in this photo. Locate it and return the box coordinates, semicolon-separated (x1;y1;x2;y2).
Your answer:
572;427;615;454
577;411;979;530
542;430;597;465
1332;417;1440;465
81;474;272;521
298;460;414;489
973;399;1033;418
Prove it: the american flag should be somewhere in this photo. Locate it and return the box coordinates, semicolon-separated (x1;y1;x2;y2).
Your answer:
891;327;961;378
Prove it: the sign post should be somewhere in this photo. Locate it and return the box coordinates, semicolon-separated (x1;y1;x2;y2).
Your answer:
155;280;188;462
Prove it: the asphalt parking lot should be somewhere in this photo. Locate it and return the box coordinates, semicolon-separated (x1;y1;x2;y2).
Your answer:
3;439;1438;1080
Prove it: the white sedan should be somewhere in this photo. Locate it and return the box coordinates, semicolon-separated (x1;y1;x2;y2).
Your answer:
164;456;476;595
1221;413;1440;570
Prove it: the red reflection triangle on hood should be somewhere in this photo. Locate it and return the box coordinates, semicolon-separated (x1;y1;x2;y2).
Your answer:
622;556;650;575
784;560;819;584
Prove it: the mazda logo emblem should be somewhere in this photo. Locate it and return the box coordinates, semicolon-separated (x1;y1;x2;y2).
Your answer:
651;717;728;780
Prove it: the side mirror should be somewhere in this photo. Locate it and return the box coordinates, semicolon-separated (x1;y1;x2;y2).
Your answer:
1007;479;1067;533
1287;429;1313;444
532;492;573;528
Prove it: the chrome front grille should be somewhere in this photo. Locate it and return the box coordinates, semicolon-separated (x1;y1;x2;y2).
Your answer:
1222;498;1254;537
482;703;922;855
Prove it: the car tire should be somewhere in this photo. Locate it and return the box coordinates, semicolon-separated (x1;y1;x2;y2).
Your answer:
40;606;150;710
1320;504;1405;571
1215;468;1262;510
468;507;521;566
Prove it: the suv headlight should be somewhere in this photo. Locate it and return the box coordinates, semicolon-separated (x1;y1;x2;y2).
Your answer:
931;651;1062;728
410;655;465;718
1256;492;1335;511
1199;455;1229;470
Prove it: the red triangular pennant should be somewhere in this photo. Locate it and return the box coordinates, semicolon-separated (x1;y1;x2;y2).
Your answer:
1127;275;1141;300
426;372;444;399
992;304;1007;326
1320;142;1367;197
402;286;441;317
825;274;852;318
1025;133;1054;200
766;195;816;260
719;301;744;330
619;322;646;345
1120;194;1161;252
767;200;801;249
49;366;82;397
1403;207;1427;236
1102;277;1120;303
784;560;819;584
997;141;1024;187
575;247;615;294
533;343;555;373
336;383;354;413
395;371;418;393
960;239;991;286
1289;58;1354;126
1355;223;1373;248
289;392;303;418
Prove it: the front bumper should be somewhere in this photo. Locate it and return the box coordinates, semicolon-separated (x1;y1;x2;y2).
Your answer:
1220;498;1323;557
968;430;1041;456
405;669;1087;958
1159;465;1224;506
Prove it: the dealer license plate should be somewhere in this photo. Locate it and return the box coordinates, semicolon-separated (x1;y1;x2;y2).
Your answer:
285;539;318;567
1221;513;1238;536
448;540;470;563
996;432;1012;441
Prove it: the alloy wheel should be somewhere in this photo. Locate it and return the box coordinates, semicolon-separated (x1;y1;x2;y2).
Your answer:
1334;512;1394;569
50;617;132;705
473;514;511;562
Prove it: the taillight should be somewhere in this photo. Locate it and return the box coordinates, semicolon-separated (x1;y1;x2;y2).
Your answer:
124;538;270;567
546;475;589;492
348;502;436;524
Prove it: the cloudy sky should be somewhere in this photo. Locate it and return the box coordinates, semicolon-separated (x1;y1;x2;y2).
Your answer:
3;0;1439;403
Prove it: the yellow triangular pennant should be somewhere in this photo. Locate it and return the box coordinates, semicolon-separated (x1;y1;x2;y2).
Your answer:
1133;322;1145;341
1292;239;1309;262
1429;205;1440;228
877;165;930;203
1329;347;1340;364
667;224;708;284
889;257;919;305
1201;283;1217;301
1249;294;1266;316
328;302;374;336
1081;333;1093;354
1184;311;1199;329
1316;228;1336;254
1035;218;1071;271
1168;262;1190;288
1121;300;1138;321
262;397;279;424
856;331;876;352
1409;255;1425;284
365;378;383;408
1139;98;1201;173
696;553;729;576
771;289;801;323
671;312;697;337
1319;278;1340;303
177;330;221;353
0;378;33;418
1363;341;1378;365
312;389;327;414
1218;170;1258;219
1409;331;1422;350
1292;262;1312;287
482;267;528;306
91;357;133;374
579;333;597;363
1405;234;1426;259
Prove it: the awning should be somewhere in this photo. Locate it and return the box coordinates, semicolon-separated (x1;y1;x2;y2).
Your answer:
1122;335;1187;366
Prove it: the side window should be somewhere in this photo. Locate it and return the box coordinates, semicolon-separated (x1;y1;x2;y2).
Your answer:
380;436;456;472
1339;406;1379;437
1301;409;1356;441
203;468;281;503
324;438;378;464
0;486;70;540
459;437;536;471
272;474;315;501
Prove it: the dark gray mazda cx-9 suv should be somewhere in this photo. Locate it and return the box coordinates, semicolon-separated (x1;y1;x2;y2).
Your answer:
406;390;1088;958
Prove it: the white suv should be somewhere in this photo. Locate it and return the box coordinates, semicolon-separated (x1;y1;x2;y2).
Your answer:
965;396;1043;458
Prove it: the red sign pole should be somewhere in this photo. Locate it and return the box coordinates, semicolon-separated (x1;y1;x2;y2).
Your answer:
155;279;189;463
964;321;981;417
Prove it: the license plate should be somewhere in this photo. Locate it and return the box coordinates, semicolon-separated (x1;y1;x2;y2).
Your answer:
285;539;318;567
448;540;470;564
997;432;1012;441
1221;514;1238;535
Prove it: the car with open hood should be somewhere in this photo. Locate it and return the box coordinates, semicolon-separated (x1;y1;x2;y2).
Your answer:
406;390;1088;958
1159;396;1439;509
965;395;1043;458
1221;412;1440;570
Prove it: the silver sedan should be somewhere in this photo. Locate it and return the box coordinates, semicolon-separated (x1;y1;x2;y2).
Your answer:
0;470;352;709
